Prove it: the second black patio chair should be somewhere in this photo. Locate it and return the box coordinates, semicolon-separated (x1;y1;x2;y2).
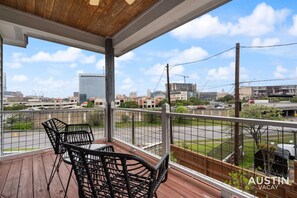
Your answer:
42;118;95;195
64;143;169;198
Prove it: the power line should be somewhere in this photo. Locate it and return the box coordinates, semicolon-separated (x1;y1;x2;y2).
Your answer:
204;77;297;90
170;47;235;68
241;42;297;49
153;66;166;92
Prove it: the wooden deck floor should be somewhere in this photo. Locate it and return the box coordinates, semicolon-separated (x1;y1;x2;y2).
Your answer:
0;140;221;198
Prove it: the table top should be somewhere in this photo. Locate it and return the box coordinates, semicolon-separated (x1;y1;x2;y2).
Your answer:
63;143;107;164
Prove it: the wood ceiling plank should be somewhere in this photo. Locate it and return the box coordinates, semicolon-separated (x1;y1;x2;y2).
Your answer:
25;0;35;13
60;0;75;23
16;0;26;11
98;0;156;37
0;0;159;38
43;0;55;18
76;2;102;30
35;0;45;16
65;0;85;27
50;0;64;22
85;0;114;36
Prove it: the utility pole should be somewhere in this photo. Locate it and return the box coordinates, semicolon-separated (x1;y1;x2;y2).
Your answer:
166;64;173;144
234;43;240;166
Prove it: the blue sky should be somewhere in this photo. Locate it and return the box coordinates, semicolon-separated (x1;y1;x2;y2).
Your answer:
3;0;297;98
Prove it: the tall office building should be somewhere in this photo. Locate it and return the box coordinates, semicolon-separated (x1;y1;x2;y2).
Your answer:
79;74;105;103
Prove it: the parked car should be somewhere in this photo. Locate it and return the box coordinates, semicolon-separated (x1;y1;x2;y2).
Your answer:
196;106;206;109
277;144;296;159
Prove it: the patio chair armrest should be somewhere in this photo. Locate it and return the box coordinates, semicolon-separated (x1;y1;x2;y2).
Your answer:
61;131;93;145
154;154;169;184
65;124;94;141
94;145;115;152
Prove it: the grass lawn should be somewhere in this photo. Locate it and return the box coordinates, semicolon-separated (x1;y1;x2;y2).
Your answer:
175;133;295;169
4;148;38;152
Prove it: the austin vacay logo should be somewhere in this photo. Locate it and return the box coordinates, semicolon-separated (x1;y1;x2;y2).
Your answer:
248;176;289;190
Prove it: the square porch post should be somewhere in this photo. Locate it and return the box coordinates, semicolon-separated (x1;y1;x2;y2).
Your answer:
105;38;115;142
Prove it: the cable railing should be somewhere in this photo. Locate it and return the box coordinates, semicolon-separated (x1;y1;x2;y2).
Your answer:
114;105;297;197
113;108;163;156
1;105;297;197
0;109;105;156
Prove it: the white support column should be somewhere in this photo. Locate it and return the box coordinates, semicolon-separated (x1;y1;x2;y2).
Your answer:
162;103;170;156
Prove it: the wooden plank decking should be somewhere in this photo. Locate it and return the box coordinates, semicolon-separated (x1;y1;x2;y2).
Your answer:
0;140;221;198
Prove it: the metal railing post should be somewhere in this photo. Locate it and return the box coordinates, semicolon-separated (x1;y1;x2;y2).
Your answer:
111;101;115;141
132;113;135;145
162;103;170;156
103;100;108;140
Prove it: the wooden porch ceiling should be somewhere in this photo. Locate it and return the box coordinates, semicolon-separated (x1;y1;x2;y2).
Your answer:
0;0;157;38
0;0;231;56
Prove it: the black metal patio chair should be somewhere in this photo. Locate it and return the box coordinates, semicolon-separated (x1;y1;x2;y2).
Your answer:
64;143;169;198
42;118;95;195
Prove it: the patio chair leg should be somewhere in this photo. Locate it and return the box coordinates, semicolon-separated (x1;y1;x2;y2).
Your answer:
64;167;73;198
47;154;63;190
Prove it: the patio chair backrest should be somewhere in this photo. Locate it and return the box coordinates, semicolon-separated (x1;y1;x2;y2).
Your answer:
64;143;169;198
42;118;67;154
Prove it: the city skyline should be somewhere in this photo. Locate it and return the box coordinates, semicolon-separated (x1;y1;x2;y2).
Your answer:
3;0;297;98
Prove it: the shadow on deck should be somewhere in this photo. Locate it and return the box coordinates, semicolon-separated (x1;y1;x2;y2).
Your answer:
0;139;221;198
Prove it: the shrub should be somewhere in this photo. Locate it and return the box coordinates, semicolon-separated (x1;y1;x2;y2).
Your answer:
227;170;255;193
145;113;161;124
121;114;130;123
87;111;104;127
5;114;33;130
175;106;188;124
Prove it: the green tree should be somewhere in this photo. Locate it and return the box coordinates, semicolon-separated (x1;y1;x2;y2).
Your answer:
87;111;104;127
291;97;297;103
5;114;33;130
86;100;94;108
175;106;189;124
121;114;130;123
240;104;282;149
119;101;138;108
258;143;276;175
4;104;27;111
217;94;234;103
189;97;208;105
157;99;168;107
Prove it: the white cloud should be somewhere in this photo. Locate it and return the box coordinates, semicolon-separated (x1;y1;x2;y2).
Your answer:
144;63;166;76
288;15;297;36
169;46;208;65
81;55;96;64
117;52;135;62
171;14;230;39
120;78;134;91
28;47;82;62
207;62;249;80
33;77;77;97
69;63;77;68
11;47;96;64
76;70;84;76
6;62;22;68
274;65;288;78
171;3;289;40
96;59;105;70
12;74;28;82
251;37;280;46
230;3;289;36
